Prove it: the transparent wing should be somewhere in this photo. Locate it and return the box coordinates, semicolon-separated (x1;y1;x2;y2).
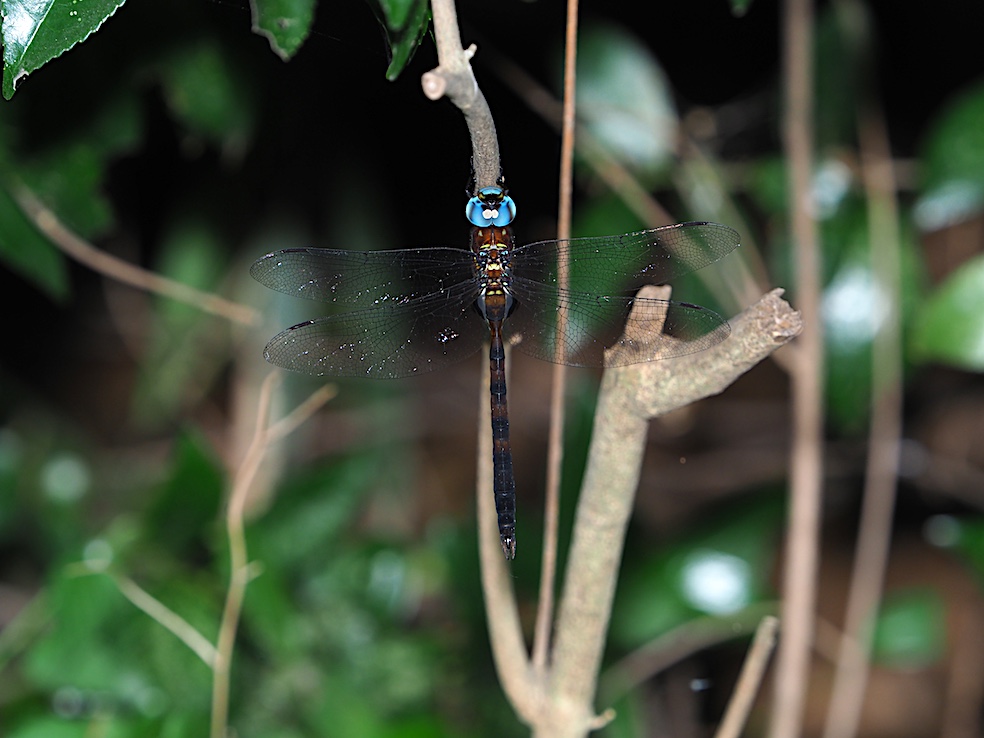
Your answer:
510;221;740;296
505;278;730;367
250;247;476;311
263;282;487;378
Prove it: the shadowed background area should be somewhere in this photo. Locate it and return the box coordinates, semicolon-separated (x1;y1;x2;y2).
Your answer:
3;0;984;736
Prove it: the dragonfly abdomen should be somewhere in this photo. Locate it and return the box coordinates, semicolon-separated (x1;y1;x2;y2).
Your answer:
488;318;517;559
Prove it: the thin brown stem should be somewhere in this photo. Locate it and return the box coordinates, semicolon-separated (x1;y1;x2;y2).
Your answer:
476;354;542;725
821;5;903;736
770;0;825;735
715;616;781;738
11;185;260;327
210;374;335;738
601;603;778;704
423;0;501;189
532;0;579;674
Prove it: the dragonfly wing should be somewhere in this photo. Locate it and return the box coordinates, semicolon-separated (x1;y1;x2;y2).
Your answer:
263;284;487;378
251;247;476;311
510;221;740;295
505;278;730;367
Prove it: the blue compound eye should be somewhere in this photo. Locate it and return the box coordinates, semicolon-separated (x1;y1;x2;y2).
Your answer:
466;186;517;227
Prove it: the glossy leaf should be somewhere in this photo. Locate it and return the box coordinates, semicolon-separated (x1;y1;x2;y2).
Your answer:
912;253;984;370
250;0;316;61
0;0;127;99
916;81;984;230
576;22;677;179
366;0;431;80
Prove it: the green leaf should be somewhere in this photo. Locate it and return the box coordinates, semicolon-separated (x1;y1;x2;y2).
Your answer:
143;431;223;556
131;221;229;426
251;0;316;61
730;0;753;16
158;41;256;147
366;0;430;81
0;0;127;99
871;589;946;669
0;185;68;299
813;200;924;432
19;143;114;237
916;81;984;229
912;253;984;370
576;22;677;179
610;496;783;647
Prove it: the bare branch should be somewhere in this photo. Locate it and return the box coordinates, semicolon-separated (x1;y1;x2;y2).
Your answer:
12;185;260;327
423;0;501;189
548;290;801;731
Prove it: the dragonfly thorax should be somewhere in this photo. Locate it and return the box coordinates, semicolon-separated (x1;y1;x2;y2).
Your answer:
472;226;515;322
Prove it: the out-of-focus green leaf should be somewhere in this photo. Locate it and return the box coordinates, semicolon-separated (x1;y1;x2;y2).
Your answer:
26;567;216;715
931;514;984;585
576;22;677;180
6;717;88;738
158;41;256;148
730;0;753;16
916;81;984;230
815;200;924;432
19;143;113;237
131;221;228;426
0;0;127;99
24;573;129;691
249;454;379;573
366;0;430;81
0;185;68;299
610;496;783;648
871;589;946;669
143;431;223;556
814;5;861;150
912;253;984;370
250;0;315;61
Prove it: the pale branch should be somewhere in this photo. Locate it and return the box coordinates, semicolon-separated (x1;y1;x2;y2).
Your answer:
545;289;801;732
422;0;502;189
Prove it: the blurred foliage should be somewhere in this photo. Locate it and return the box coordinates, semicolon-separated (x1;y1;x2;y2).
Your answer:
1;0;984;736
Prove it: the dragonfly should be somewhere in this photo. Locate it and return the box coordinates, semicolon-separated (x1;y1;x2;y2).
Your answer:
250;187;740;559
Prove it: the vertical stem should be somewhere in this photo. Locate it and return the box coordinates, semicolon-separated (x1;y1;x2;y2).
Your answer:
821;6;903;734
211;373;278;738
533;0;579;671
770;0;825;735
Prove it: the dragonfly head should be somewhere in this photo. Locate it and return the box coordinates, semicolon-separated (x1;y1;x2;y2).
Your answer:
466;186;516;227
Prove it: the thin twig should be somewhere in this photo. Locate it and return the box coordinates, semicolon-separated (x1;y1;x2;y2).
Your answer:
427;0;543;720
11;185;260;327
532;0;579;674
210;373;335;738
476;358;542;725
423;0;501;189
601;602;778;704
113;573;220;668
821;4;903;736
769;0;824;735
715;616;781;738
